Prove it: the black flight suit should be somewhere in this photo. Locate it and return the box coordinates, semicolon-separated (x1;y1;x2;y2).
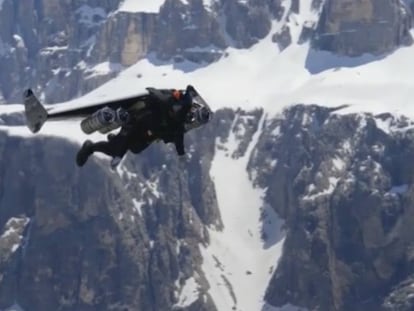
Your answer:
76;88;191;167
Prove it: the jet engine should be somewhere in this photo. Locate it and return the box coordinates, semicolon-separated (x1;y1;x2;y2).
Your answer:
80;107;130;134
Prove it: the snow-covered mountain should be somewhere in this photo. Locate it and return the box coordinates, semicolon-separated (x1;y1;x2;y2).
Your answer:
1;0;414;311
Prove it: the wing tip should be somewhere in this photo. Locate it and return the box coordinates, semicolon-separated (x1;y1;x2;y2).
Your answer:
23;89;48;133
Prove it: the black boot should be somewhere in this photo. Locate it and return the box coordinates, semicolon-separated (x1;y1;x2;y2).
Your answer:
76;140;93;167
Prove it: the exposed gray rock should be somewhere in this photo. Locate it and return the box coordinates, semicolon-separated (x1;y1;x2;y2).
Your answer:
272;25;292;51
3;104;414;310
0;131;219;311
221;0;273;48
1;0;412;105
154;0;225;62
270;0;324;49
298;24;315;44
313;0;413;56
0;0;123;103
246;105;414;311
0;0;283;104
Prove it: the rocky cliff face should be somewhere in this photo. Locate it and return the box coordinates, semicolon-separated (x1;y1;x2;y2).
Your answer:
2;105;414;310
1;0;412;105
248;105;414;311
0;0;279;104
313;0;413;56
2;1;414;310
0;129;220;311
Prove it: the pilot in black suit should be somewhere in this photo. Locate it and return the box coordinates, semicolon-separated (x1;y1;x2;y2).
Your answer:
76;86;211;168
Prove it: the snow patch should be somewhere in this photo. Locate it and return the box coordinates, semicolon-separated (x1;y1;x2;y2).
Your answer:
146;178;161;199
332;157;346;172
342;139;352;154
83;36;97;57
13;35;25;49
303;176;339;200
10;244;20;252
132;198;144;216
118;212;124;221
271;125;281;137
1;217;29;239
0;104;25;119
375;116;393;134
202;0;216;11
374;115;414;134
174;277;200;308
40;45;68;56
183;45;223;56
176;239;183;255
2;226;17;239
117;162;138;180
118;0;165;13
85;62;123;78
390;184;408;194
1;217;30;255
270;159;278;168
179;0;216;10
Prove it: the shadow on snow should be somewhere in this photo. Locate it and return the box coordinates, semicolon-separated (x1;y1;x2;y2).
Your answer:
305;48;388;74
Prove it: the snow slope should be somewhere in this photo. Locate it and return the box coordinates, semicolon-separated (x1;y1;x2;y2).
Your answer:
25;31;414;121
201;114;285;311
4;27;414;135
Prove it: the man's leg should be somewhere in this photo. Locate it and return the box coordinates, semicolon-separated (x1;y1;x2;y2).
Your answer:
76;140;94;167
128;134;155;154
76;134;129;167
